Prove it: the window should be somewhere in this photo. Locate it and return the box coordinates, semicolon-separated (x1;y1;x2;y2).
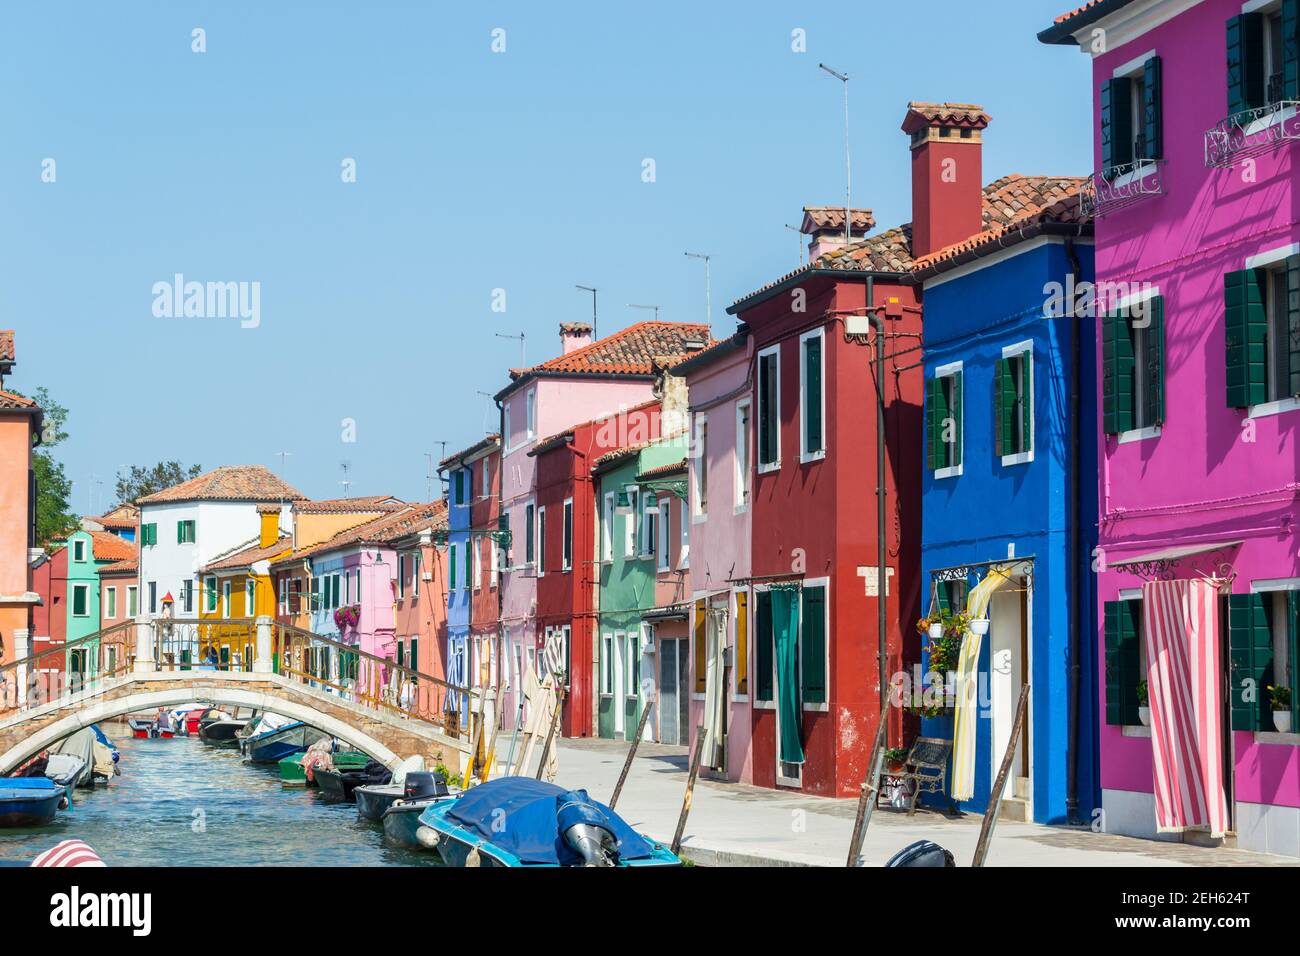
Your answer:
692;415;708;517
996;344;1034;461
222;580;231;617
657;499;671;572
935;578;970;615
450;544;458;591
801;585;827;704
735;400;751;510
148;581;157;614
693;599;708;694
71;584;89;617
205;576;218;613
280;577;288;612
454;470;466;506
474;538;483;589
1103;295;1166;433
310;577;321;612
1100;55;1162;175
926;364;964;475
1229;587;1300;732
481;457;490;498
757;346;780;470
1103;598;1144;726
127;586;138;618
562;498;573;571
1227;7;1294;118
1227;260;1300;407
601;634;613;695
624;487;639;558
503;403;512;450
398;554;407;600
800;328;825;459
409;637;419;674
537;506;546;575
526;389;536;440
625;632;640;699
177;520;196;544
601;492;614;562
640;494;657;558
734;590;749;696
183;580;194;614
141;523;157;547
524;503;536;565
105;587;117;619
413;551;421;597
490;532;500;588
72;539;86;562
679;495;690;569
245;580;255;617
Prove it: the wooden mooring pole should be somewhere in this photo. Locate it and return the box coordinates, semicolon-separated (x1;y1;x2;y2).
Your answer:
971;683;1030;868
610;693;656;810
671;724;707;857
533;685;567;781
478;681;506;783
845;698;892;867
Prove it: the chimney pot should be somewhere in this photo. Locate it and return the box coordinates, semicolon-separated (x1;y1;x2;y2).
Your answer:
559;322;593;355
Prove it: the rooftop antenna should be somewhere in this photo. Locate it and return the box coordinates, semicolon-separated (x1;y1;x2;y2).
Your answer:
784;223;806;266
425;446;447;501
818;62;852;244
684;252;712;328
275;451;292;477
339;460;352;496
628;303;661;322
495;331;526;367
575;285;598;339
477;390;495;433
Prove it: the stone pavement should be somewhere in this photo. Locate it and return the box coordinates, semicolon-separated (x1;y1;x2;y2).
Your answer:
514;737;1299;867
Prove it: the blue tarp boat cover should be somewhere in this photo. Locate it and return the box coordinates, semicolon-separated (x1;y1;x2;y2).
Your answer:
443;777;657;865
1;778;61;792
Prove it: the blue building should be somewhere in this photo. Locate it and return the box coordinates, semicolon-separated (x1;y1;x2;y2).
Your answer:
439;441;477;723
913;194;1100;825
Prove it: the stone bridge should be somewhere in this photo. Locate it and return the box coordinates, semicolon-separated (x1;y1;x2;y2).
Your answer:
0;669;473;777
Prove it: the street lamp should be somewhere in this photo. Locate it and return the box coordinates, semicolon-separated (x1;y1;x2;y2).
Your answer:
819;63;851;244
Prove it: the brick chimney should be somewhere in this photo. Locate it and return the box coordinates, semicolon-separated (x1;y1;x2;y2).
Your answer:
901;102;990;259
560;322;593;355
800;207;874;261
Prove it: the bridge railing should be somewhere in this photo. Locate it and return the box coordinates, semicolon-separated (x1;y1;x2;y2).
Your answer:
0;620;136;717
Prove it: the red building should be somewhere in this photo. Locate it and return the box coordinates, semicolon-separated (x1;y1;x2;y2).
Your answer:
29;550;65;674
465;437;502;700
530;400;663;737
728;101;1074;796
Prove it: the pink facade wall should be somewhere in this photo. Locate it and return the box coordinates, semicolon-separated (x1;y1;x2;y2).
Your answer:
1091;0;1300;810
683;341;754;782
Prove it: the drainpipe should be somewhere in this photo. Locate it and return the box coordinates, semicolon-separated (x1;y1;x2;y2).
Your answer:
1065;236;1083;825
866;275;888;719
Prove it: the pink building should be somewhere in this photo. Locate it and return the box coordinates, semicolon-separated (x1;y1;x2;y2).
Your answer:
676;330;755;783
494;321;710;732
1044;0;1300;857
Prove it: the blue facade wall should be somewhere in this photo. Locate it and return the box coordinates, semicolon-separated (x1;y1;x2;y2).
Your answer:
919;237;1100;825
447;465;472;719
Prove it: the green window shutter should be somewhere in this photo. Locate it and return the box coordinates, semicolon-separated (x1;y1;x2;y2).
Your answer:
1102;311;1135;434
996;358;1016;456
804;335;823;453
1286;0;1300;100
934;580;950;615
1144;296;1166;425
925;378;938;470
1228;592;1272;731
931;375;951;468
1228;14;1265;118
410;638;418;673
1225;269;1268;408
1290;590;1300;728
450;545;457;591
177;522;183;544
1100;77;1132;173
396;641;404;668
1103;600;1141;726
800;586;826;704
1143;56;1163;160
755;590;774;702
1287;255;1300;396
950;371;963;467
1020;354;1033;453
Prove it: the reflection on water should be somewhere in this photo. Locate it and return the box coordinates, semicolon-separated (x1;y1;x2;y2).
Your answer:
0;733;439;867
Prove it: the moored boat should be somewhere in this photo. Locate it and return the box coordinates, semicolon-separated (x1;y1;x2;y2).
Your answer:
198;712;248;744
415;777;681;867
315;757;388;802
0;778;64;827
380;773;458;848
355;756;428;822
244;721;328;764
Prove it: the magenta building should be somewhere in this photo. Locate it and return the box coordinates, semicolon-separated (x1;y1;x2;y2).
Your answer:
1043;0;1300;858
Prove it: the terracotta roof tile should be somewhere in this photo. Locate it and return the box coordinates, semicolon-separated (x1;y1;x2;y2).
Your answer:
100;558;138;575
501;321;712;394
901;101;991;132
0;331;13;363
637;460;687;480
271;502;448;565
202;535;293;572
0;389;36;409
137;465;307;505
912;186;1089;273
559;322;592;335
294;496;405;515
439;435;501;470
800;207;875;233
90;532;137;563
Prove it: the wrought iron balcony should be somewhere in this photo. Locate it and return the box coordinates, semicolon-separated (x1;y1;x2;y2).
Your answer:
1080;158;1166;218
1204;94;1300;168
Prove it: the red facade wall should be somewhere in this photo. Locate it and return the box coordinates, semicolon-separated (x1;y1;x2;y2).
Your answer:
741;275;923;797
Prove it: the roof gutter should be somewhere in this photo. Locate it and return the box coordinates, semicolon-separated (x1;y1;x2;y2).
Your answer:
1037;0;1139;46
907;220;1094;286
671;325;749;377
494;370;657;403
726;268;903;316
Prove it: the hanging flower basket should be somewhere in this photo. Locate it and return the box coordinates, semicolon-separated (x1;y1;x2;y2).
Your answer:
334;604;361;631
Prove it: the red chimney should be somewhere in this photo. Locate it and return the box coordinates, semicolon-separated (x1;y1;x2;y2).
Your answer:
901;102;990;259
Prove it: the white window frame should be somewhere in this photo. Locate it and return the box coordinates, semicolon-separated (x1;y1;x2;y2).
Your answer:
562;497;574;571
602;492;615;563
600;633;614;697
678;496;690;570
1000;340;1036;467
503;403;513;452
412;551;421;598
245;580;255;618
735;399;752;513
490;534;500;589
222;580;232;617
624;487;639;559
72;539;86;563
799;327;827;462
71;583;90;618
625;631;639;700
537;505;546;576
692;413;709;522
279;577;287;613
1113;285;1163;443
731;586;750;702
526;388;536;441
127;585;138;618
474;538;482;590
105;586;118;620
757;344;781;473
639;493;657;558
481;456;490;499
933;360;965;480
657;499;671;572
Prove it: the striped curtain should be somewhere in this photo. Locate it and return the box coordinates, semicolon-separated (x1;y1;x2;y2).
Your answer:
1141;579;1229;837
950;566;1015;801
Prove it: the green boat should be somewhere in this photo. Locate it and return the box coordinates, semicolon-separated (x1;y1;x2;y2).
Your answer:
279;750;369;787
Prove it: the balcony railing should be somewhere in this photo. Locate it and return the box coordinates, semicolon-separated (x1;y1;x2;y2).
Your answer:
1081;158;1167;218
1204;94;1300;168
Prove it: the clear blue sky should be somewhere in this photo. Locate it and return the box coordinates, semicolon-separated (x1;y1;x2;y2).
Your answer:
0;0;1090;511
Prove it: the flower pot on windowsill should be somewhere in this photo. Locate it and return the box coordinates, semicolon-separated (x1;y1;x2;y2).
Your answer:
1138;706;1149;727
1273;710;1292;734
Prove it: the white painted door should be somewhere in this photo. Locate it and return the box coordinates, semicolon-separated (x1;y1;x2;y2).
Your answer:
989;588;1028;802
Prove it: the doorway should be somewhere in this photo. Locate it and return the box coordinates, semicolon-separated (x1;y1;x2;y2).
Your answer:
989;581;1030;810
658;637;689;746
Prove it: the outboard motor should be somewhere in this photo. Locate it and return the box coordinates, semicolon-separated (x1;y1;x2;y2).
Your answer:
557;792;619;867
883;840;956;868
404;771;448;801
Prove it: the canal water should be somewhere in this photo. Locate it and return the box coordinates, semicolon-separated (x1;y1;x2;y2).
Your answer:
0;731;439;866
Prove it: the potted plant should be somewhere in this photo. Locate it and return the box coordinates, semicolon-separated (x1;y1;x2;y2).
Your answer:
1136;680;1149;726
883;746;909;773
1269;686;1292;734
333;604;361;631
